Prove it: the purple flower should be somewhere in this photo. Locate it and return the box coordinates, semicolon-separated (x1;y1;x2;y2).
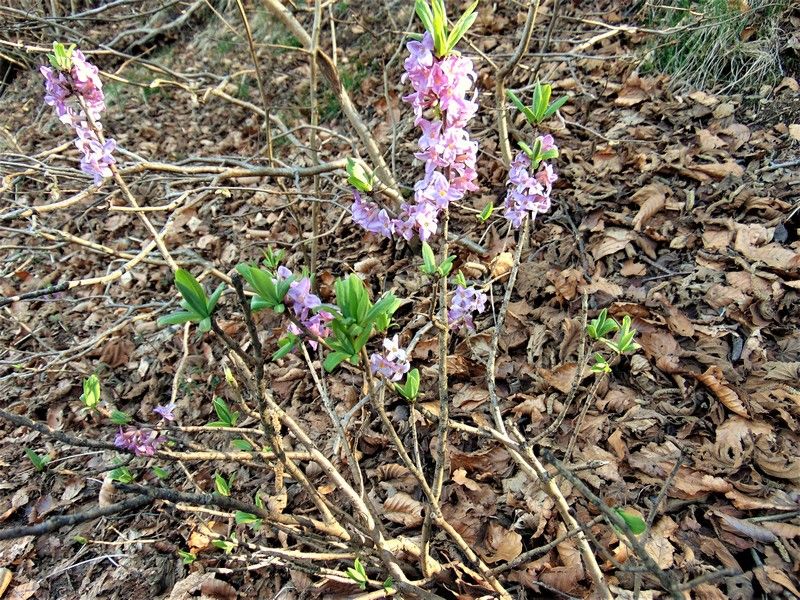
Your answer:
278;268;332;348
448;285;488;332
114;427;165;456
370;335;410;381
40;47;115;184
153;402;176;421
503;148;558;229
351;191;392;237
393;198;439;242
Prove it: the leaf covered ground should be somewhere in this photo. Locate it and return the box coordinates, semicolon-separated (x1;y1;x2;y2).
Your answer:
0;1;799;598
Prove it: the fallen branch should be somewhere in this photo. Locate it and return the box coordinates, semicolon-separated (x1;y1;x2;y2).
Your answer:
0;495;153;541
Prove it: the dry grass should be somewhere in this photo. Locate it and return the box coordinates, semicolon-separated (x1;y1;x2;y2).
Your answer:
643;0;791;93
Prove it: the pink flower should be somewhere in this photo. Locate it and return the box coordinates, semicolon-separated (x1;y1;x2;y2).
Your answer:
115;427;165;456
154;402;176;421
40;47;115;184
448;285;488;332
503;147;558;229
370;335;410;381
393;198;439;242
351;191;392;238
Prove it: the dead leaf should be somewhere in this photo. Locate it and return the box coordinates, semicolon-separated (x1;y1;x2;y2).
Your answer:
383;492;423;527
714;511;777;543
490;251;513;280
481;521;522;563
694;366;750;418
631;183;668;231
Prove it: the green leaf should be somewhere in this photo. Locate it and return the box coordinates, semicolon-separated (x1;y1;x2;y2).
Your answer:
518;140;534;159
437;255;455;277
421;241;437;274
214;472;231;496
414;0;435;37
272;335;297;361
430;0;448;56
615;508;647;535
235;511;262;529
374;297;401;332
198;317;211;333
479;201;494;222
110;466;135;484
231;439;253;451
532;82;552;118
507;90;536;124
152;466;170;480
174;270;209;318
542;94;568;119
213;537;236;554
324;351;351;373
110;410;130;425
210;397;238;427
398;368;420;401
25;448;50;471
178;550;196;564
346;157;373;192
383;576;394;591
445;0;479;53
206;283;227;313
345;557;368;590
81;373;101;409
157;311;199;327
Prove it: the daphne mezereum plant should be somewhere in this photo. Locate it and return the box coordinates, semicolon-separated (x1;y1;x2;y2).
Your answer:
40;42;116;183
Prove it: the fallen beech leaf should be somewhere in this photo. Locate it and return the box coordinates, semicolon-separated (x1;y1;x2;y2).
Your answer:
691;160;744;179
788;124;800;142
490;251;513;280
762;521;800;538
645;535;674;569
631;183;668;231
383;492;423;527
590;227;636;260
694;366;750;418
763;565;800;597
0;568;12;597
452;468;481;492
715;511;777;543
6;580;39;600
481;521;522;563
200;579;237;600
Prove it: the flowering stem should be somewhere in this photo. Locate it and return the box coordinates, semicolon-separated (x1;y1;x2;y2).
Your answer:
486;215;529;436
433;207;450;504
496;0;542;165
76;95;179;272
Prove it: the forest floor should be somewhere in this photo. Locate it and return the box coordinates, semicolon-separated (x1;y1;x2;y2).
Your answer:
0;1;799;599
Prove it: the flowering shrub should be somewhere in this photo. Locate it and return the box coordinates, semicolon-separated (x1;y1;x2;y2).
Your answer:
40;42;115;183
16;1;631;597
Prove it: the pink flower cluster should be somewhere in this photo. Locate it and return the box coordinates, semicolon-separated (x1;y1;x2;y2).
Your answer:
370;334;410;381
278;266;332;348
115;426;165;456
503;136;559;229
154;402;176;421
448;284;487;332
350;33;478;241
40;49;116;183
